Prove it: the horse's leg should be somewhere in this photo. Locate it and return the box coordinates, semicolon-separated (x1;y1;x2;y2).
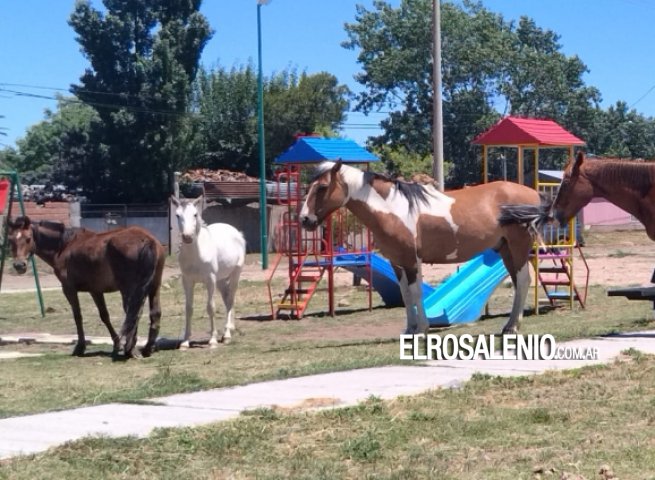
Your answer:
63;287;86;356
393;265;419;334
90;292;119;356
121;292;146;358
142;286;162;358
498;228;532;334
219;266;242;344
180;275;195;349
117;286;146;359
412;260;430;334
205;277;218;348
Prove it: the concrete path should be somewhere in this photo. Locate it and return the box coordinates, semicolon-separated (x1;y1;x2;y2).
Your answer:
1;331;655;460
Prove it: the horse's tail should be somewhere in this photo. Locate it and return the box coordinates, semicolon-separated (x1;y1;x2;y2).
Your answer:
498;198;553;231
133;239;161;304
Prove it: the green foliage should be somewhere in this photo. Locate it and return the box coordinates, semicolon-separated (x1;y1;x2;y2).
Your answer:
343;0;652;185
68;0;213;202
341;430;382;462
590;101;655;159
0;147;19;171
371;144;452;182
9;97;99;187
189;65;349;177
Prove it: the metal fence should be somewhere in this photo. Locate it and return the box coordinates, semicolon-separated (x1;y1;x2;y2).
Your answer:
80;204;170;247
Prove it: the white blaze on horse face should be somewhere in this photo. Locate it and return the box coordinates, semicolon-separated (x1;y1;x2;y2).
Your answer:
299;183;314;218
177;203;199;241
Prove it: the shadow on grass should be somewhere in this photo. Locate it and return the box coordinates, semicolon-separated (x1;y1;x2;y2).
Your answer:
239;305;391;322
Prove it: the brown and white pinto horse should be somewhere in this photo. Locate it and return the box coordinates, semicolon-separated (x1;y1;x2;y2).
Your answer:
300;161;550;335
554;151;655;239
7;217;166;358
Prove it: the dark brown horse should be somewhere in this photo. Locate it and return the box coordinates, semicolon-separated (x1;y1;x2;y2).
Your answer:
6;216;166;358
300;161;550;335
553;151;655;238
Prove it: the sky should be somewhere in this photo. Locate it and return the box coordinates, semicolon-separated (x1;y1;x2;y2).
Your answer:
1;0;655;150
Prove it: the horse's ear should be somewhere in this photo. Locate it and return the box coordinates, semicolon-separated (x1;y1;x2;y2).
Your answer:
17;216;30;228
572;150;585;174
170;196;180;208
329;160;343;188
192;195;204;209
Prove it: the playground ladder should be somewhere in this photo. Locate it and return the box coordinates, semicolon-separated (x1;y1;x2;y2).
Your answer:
275;254;326;319
532;244;589;310
266;210;328;319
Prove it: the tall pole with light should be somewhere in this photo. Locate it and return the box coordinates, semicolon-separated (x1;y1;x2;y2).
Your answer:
432;0;444;191
257;0;270;269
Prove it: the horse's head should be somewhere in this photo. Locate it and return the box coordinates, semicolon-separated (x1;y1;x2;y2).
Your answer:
552;151;593;226
172;196;203;243
300;161;349;231
6;216;35;274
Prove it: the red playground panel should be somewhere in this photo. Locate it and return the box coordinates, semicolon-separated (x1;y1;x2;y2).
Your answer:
0;178;10;213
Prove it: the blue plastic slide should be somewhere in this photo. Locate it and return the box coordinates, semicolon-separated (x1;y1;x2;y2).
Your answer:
335;249;508;327
422;249;508;326
334;252;434;307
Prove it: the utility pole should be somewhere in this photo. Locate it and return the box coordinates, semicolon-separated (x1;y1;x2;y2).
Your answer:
257;0;270;269
432;0;444;191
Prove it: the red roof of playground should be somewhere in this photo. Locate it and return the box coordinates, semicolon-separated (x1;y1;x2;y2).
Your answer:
472;116;585;146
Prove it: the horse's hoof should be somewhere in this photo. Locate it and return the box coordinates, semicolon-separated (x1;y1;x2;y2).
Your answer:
501;327;518;335
208;339;219;349
179;341;190;350
72;344;86;357
141;346;153;358
127;351;143;360
222;336;232;345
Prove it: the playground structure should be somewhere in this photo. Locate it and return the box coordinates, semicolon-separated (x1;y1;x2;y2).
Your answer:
265;137;519;325
0;170;45;316
474;116;590;312
267;119;594;324
265;137;378;319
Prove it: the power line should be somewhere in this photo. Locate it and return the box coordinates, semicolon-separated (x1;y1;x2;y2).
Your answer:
629;83;655;110
3;83;655;132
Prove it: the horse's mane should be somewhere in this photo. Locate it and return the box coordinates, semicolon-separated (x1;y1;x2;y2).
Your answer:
32;219;78;251
362;171;428;212
587;159;655;196
312;161;431;212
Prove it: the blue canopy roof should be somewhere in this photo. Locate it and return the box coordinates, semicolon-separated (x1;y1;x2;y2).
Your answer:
275;137;379;164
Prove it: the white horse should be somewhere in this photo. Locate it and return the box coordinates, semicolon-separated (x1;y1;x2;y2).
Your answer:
172;196;246;347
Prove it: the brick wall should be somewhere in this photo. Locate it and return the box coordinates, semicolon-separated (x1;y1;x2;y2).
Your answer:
16;202;72;226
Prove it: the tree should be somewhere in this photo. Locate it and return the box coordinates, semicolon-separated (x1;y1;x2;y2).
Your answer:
264;70;349;172
68;0;212;202
589;101;655;159
0;147;19;172
8;97;99;187
343;0;602;184
190;65;349;177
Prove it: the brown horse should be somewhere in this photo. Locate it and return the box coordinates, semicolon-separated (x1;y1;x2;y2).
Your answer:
554;151;655;238
300;161;550;335
6;216;166;358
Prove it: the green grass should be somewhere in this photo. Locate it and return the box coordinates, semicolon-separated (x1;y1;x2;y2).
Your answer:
2;356;655;479
1;269;654;419
2;231;655;477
